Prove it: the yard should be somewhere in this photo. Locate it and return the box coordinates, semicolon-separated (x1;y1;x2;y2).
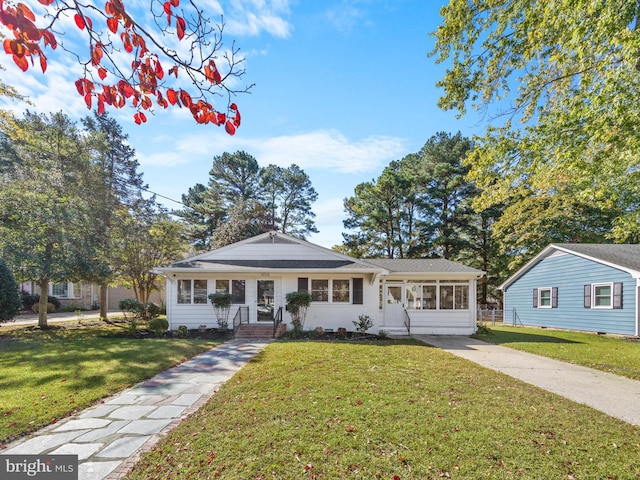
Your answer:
125;340;640;479
0;320;219;445
475;324;640;380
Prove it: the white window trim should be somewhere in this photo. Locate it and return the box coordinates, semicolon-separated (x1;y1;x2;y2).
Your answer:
331;279;352;304
309;278;353;304
591;282;614;309
537;287;553;309
177;279;209;305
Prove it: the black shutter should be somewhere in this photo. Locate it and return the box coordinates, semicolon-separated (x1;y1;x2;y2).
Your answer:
551;287;558;308
298;277;308;292
353;278;363;305
584;285;591;308
613;282;623;309
533;288;538;308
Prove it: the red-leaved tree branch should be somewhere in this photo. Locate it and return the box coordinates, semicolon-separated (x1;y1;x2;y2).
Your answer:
0;0;248;133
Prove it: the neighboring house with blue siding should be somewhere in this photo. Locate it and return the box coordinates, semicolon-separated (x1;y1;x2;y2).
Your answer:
499;244;640;336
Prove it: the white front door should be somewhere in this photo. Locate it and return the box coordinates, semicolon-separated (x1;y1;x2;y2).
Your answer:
384;284;405;327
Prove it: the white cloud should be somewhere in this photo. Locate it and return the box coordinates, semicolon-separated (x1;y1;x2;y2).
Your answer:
223;0;293;38
252;130;406;173
136;129;405;173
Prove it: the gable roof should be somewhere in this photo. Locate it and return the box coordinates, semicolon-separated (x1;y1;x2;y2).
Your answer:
154;231;482;277
500;243;640;290
363;258;483;276
155;231;381;274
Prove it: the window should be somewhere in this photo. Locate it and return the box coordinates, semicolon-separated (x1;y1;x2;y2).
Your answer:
194;280;208;304
311;279;329;302
455;285;469;309
177;280;192;304
440;285;454;310
584;283;623;309
403;282;468;310
422;285;437;310
215;279;229;293
332;279;350;303
232;280;246;304
178;279;208;304
533;287;557;308
51;283;69;298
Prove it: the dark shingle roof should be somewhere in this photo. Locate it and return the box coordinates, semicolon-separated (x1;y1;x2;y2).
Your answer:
553;244;640;273
362;258;482;274
172;259;357;269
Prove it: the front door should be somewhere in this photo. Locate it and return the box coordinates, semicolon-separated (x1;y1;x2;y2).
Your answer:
384;284;405;327
257;279;275;321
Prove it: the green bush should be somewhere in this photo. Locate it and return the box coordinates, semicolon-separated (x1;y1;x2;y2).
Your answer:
149;317;169;338
31;302;56;313
0;261;21;321
24;294;60;312
352;314;373;334
286;291;312;334
177;325;188;338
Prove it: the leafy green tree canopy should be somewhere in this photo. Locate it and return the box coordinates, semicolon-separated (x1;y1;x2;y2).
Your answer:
431;1;640;256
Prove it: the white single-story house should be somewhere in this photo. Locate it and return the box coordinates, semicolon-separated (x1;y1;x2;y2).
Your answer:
500;243;640;336
153;231;484;336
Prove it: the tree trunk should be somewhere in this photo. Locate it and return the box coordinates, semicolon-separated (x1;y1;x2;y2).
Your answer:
38;278;49;328
100;284;108;320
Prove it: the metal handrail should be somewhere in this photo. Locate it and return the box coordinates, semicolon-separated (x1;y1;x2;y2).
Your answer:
273;306;283;338
232;306;249;334
403;307;411;335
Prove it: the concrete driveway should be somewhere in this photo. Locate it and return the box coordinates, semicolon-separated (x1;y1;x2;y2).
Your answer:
415;335;640;426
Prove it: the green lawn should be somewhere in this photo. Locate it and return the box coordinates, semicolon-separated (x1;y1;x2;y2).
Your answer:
0;321;219;445
126;340;640;479
476;324;640;380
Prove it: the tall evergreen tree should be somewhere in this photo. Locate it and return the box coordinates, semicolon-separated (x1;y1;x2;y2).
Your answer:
0;111;93;327
0;259;21;322
414;132;476;259
82;112;146;318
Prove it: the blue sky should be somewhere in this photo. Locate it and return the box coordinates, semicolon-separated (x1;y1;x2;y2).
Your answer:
3;0;487;248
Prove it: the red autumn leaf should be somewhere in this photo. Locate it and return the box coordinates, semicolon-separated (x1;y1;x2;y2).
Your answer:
168;66;179;77
91;43;103;65
166;88;178;105
155;61;164;80
3;39;14;55
139;112;147;123
84;93;92;109
121;32;132;53
98;67;107;80
217;112;225;124
176;16;186;40
233;109;241;127
179;89;192;107
42;30;57;49
208;111;219;125
74;13;85;30
107;17;118;33
225;119;236;135
39;53;46;73
97;95;105;114
17;3;35;21
13;54;28;72
170;0;179;5
134;112;141;124
230;103;237;110
37;0;55;4
75;78;85;95
163;1;172;15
